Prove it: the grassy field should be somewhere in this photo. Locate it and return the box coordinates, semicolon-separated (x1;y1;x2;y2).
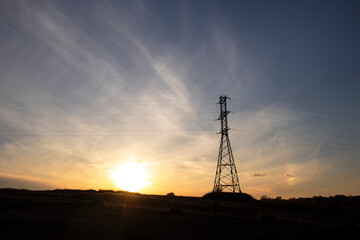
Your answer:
1;189;359;239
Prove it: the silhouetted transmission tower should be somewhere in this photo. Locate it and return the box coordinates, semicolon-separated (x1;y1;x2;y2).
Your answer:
213;96;241;193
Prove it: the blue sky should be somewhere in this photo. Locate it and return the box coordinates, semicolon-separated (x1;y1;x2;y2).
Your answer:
0;0;359;198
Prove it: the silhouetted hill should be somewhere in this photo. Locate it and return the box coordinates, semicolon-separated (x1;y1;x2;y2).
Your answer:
0;188;359;240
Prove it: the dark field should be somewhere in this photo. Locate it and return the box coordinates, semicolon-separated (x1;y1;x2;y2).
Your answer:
1;189;359;240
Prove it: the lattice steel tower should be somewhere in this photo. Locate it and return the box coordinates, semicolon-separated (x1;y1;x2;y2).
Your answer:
213;95;241;193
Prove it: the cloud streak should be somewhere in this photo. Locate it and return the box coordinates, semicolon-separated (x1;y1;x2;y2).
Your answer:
252;173;266;177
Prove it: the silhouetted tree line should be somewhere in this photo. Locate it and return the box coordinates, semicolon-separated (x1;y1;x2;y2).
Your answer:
260;194;360;205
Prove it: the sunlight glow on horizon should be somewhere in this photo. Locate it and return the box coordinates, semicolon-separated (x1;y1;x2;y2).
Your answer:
111;162;150;192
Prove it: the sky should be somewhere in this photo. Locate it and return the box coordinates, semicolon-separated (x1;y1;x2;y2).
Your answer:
0;0;359;199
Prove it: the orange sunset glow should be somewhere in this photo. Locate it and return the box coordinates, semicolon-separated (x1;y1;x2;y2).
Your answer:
111;162;150;192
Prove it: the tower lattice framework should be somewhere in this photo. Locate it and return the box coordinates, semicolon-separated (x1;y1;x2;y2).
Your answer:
213;95;241;193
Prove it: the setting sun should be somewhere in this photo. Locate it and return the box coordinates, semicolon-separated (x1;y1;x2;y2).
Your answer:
111;162;150;192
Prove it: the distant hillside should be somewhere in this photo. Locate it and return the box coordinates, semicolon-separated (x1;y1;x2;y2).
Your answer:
0;188;359;240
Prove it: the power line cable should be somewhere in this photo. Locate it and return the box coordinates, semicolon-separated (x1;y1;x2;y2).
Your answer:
0;111;218;117
231;112;360;131
231;122;360;140
0;129;216;133
230;99;360;119
231;106;360;125
0;97;216;105
1;96;359;119
232;129;360;147
0;119;215;125
1;131;359;152
1;126;358;150
230;132;360;152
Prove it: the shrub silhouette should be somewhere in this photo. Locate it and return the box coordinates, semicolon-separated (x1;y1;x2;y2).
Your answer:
166;192;175;197
202;191;256;202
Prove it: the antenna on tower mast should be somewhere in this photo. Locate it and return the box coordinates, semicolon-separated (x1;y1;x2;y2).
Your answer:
213;95;241;193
